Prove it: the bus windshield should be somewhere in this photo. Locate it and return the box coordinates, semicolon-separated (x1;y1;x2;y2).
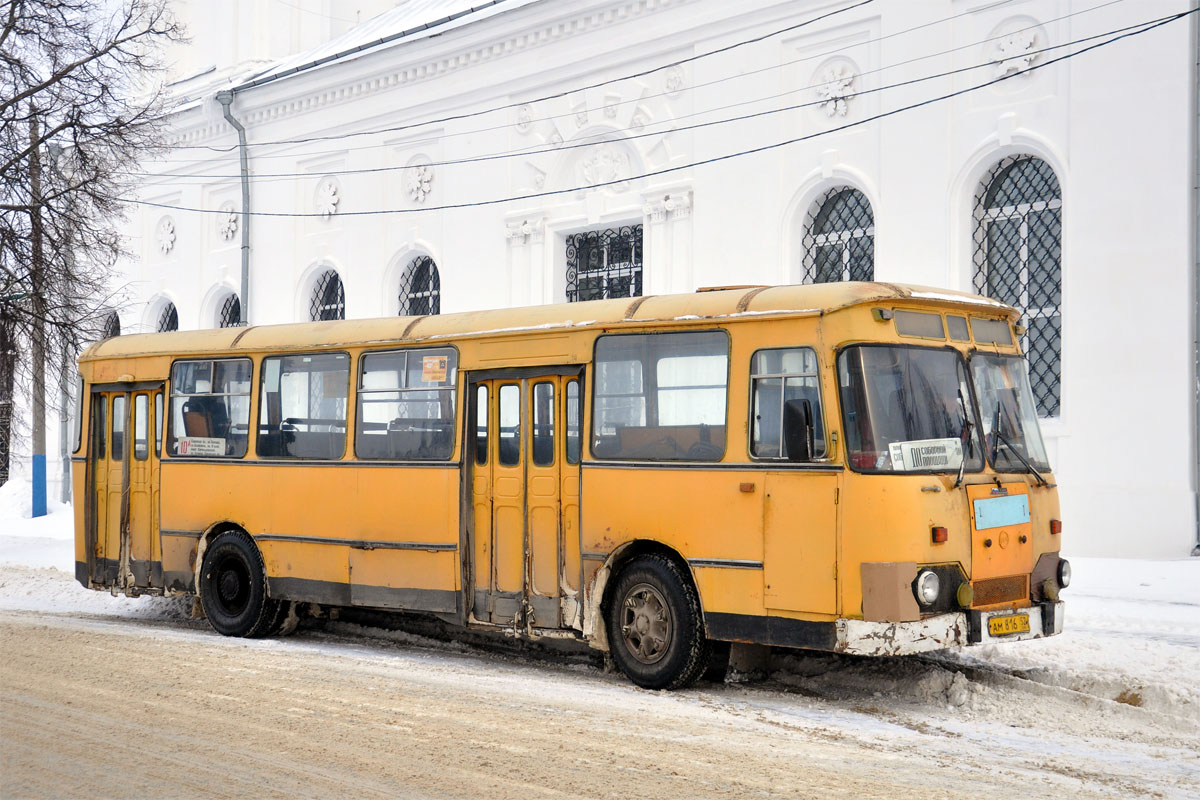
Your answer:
838;345;983;473
970;353;1051;472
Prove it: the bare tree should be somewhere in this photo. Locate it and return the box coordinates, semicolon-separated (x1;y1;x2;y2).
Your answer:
0;0;183;499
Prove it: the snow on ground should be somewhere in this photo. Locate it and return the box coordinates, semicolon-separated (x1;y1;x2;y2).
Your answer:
2;477;1199;798
1;475;1198;706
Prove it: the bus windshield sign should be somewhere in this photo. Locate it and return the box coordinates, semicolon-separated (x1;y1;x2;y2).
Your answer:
838;345;983;474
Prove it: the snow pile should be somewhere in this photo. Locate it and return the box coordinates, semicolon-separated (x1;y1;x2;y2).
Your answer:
1;474;1197;727
0;477;190;619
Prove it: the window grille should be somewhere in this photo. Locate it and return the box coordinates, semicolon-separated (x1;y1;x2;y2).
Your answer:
157;303;178;333
972;155;1061;417
566;225;643;302
218;294;242;328
801;187;874;284
399;255;441;316
310;270;345;321
102;312;120;339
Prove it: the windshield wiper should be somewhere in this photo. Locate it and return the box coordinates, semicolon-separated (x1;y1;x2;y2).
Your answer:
994;429;1049;487
988;403;1001;463
954;389;972;489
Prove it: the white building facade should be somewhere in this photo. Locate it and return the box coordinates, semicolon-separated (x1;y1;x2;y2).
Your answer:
106;0;1197;557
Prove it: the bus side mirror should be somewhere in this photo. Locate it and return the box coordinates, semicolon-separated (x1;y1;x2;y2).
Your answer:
783;398;815;462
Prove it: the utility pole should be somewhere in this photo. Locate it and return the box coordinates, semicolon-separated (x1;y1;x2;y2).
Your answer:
0;311;12;486
29;112;47;517
47;143;73;504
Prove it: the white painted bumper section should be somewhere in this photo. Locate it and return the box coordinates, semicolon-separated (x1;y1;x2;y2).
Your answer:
834;602;1065;656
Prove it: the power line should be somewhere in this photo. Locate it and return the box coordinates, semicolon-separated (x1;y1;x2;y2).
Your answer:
122;9;1194;219
139;1;1136;185
151;0;949;163
148;0;1128;167
168;0;876;152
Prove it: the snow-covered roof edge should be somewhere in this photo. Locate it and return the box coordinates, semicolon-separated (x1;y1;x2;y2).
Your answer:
231;0;542;95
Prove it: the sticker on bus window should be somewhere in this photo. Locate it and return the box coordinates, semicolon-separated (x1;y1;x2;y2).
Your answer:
422;355;448;383
888;438;963;471
177;436;226;456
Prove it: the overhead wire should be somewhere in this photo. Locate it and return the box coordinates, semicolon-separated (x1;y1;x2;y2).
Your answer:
138;0;1135;185
145;0;1128;173
149;0;951;164
166;0;876;152
151;0;1129;165
121;8;1194;218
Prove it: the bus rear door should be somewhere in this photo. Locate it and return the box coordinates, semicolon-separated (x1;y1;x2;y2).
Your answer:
469;370;582;631
88;384;163;590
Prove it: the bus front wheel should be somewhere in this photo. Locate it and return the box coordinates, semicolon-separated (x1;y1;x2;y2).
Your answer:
606;554;709;690
199;530;280;638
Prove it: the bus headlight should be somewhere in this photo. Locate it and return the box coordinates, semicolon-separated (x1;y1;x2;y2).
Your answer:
1057;559;1071;589
916;570;940;605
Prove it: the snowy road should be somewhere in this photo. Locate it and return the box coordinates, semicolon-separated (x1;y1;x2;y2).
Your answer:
2;563;1198;799
1;496;1199;798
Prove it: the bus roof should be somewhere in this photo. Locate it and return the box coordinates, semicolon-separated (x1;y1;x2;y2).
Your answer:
80;281;1014;362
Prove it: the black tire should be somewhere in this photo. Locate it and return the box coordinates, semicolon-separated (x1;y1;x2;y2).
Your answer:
198;530;279;638
606;554;709;690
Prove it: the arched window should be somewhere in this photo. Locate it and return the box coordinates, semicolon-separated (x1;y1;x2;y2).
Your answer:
398;255;441;316
801;187;874;284
218;294;242;328
157;303;178;333
972;155;1062;417
102;312;120;339
310;270;345;321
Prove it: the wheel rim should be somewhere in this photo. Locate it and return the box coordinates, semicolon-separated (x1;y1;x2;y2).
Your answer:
212;553;251;617
620;582;672;665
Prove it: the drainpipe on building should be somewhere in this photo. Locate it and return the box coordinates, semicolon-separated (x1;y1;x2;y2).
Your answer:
216;91;251;326
1192;3;1200;557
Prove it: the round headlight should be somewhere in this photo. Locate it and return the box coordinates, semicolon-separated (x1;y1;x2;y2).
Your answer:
916;570;941;604
1057;558;1071;589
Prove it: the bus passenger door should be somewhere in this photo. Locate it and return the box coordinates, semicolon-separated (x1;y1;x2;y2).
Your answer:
526;376;582;630
468;372;582;631
89;391;126;586
471;379;524;625
126;388;163;587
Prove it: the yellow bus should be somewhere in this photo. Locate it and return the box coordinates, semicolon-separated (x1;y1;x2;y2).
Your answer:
71;282;1068;689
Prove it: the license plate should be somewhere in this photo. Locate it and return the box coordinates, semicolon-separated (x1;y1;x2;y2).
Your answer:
988;613;1030;636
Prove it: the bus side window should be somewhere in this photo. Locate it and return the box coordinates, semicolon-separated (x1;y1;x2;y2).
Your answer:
133;394;149;460
566;379;581;465
474;384;488;465
592;331;729;461
170;359;252;457
111;395;126;461
93;395;107;460
532;382;554;466
72;375;84;454
355;348;457;461
155;393;163;456
498;384;520;466
750;347;825;459
258;353;349;459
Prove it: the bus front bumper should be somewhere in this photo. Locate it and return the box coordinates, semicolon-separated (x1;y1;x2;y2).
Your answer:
834;601;1065;656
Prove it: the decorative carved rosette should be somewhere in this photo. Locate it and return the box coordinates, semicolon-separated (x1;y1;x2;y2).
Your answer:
156;216;176;255
815;60;857;118
408;163;434;204
314;176;340;218
218;201;238;241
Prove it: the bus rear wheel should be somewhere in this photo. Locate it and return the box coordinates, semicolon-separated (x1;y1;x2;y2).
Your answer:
606;554;709;690
199;530;280;638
